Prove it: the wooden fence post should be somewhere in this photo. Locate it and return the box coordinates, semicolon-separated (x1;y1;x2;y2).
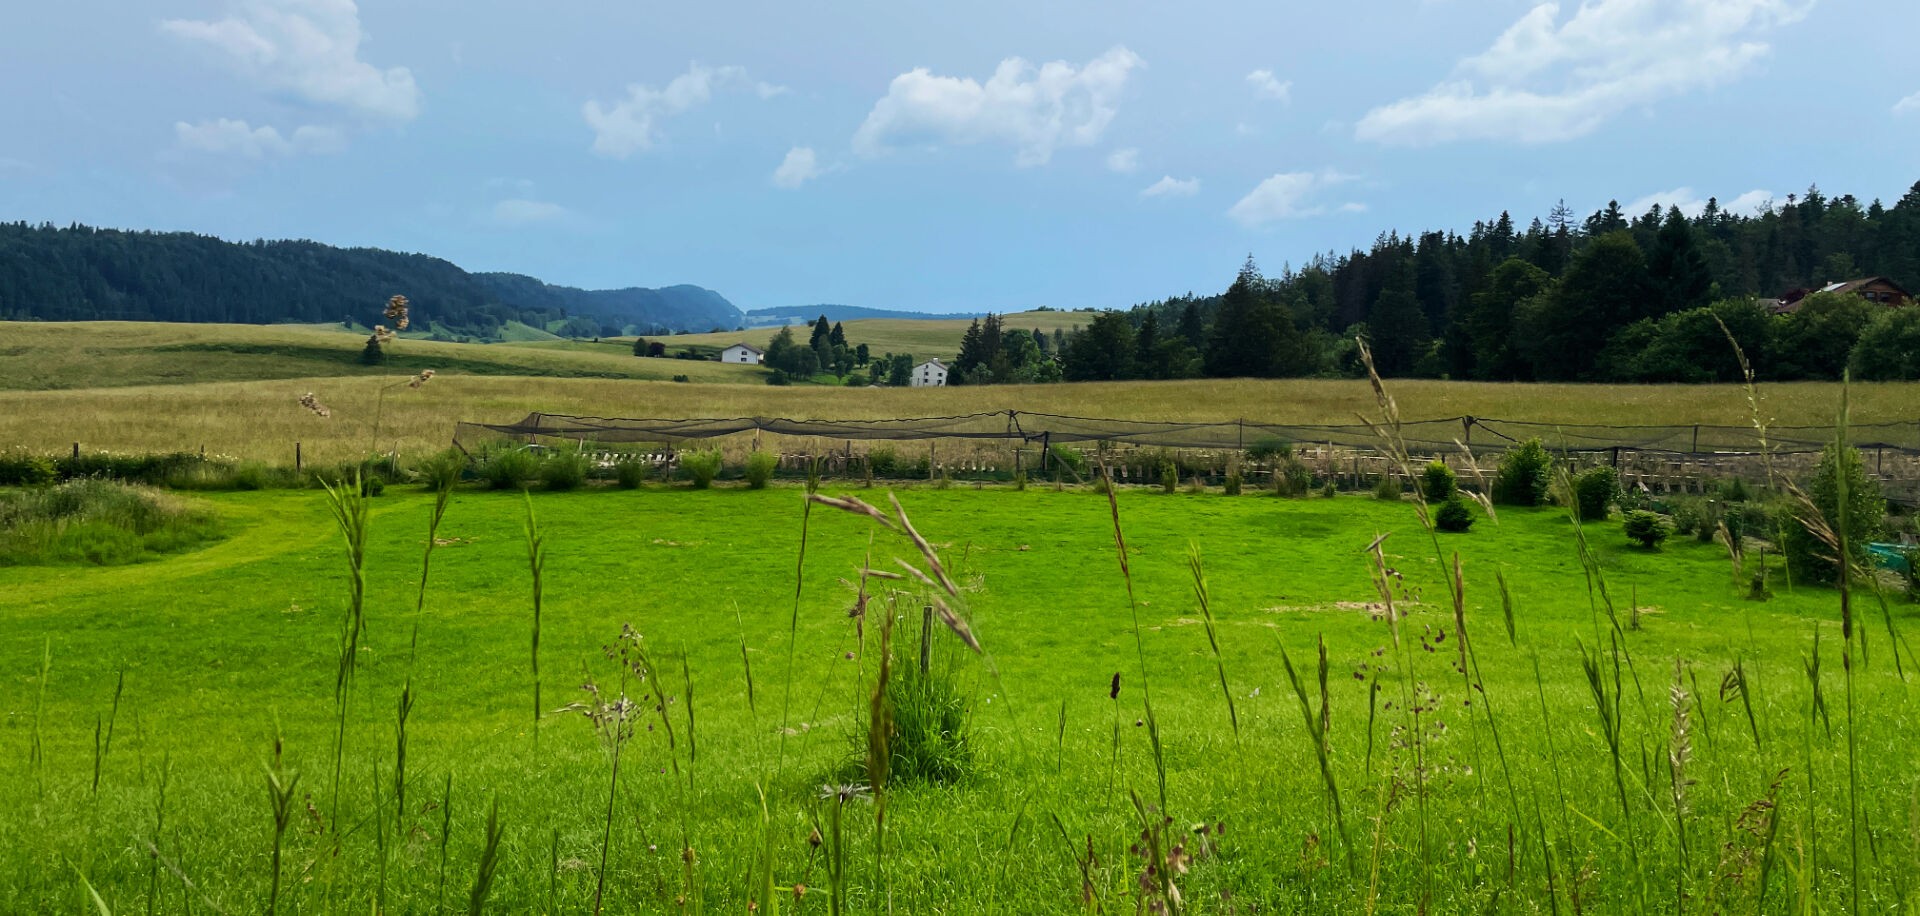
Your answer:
296;441;303;472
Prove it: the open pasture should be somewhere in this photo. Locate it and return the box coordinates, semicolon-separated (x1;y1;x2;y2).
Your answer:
4;481;1917;912
646;310;1094;359
2;371;1917;468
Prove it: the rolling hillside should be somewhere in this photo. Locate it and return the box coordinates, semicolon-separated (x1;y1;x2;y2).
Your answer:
0;321;766;390
656;310;1096;360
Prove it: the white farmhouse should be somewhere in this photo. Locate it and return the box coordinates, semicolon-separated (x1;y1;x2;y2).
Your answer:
719;343;765;365
911;358;949;387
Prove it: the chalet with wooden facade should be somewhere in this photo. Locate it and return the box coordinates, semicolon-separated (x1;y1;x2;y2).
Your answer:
1764;276;1914;315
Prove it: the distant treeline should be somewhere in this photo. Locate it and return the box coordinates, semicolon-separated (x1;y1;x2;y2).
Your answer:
0;222;743;339
948;181;1920;385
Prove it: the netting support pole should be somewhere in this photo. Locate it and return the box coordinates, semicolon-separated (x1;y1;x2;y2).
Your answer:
1462;416;1473;448
1610;446;1619;469
1040;432;1052;475
929;441;936;481
1237;420;1244;450
296;441;303;473
1691;425;1699;454
72;442;79;459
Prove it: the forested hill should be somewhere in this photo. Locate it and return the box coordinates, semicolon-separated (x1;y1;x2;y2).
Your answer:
1074;181;1920;384
0;222;744;338
744;304;982;325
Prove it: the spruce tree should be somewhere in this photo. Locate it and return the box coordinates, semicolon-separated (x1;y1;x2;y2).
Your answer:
1205;256;1297;377
1365;263;1428;376
829;321;847;348
1648;206;1712;316
1134;311;1160;378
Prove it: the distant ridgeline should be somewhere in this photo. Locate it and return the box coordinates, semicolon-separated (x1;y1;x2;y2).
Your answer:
0;222;745;339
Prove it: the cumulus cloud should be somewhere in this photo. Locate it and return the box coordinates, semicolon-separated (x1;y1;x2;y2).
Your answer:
1897;91;1920;115
1356;0;1807;145
1227;170;1362;227
583;63;780;158
852;46;1143;166
489;198;570;226
1245;69;1292;102
1622;186;1774;219
161;0;421;123
771;146;823;189
1140;175;1200;198
173;118;344;157
1106;148;1141;173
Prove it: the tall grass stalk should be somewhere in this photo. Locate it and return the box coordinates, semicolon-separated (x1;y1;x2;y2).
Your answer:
467;796;503;916
30;637;49;797
320;471;372;826
91;667;124;795
436;773;453;912
264;726;300;916
394;679;413;834
1186;544;1237;737
1280;639;1352;870
524;492;546;751
1099;462;1169;814
144;751;170;916
411;458;458;659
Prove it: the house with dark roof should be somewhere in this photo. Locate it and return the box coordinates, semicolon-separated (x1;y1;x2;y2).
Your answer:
719;343;765;364
1766;277;1913;315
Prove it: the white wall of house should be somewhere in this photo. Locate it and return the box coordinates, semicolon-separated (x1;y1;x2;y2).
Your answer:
911;360;948;387
720;344;764;365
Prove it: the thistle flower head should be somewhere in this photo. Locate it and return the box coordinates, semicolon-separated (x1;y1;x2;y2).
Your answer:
385;294;411;331
298;392;332;418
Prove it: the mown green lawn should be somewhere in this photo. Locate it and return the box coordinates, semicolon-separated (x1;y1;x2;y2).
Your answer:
3;484;1915;913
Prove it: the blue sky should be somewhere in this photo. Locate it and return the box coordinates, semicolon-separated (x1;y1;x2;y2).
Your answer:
2;0;1917;313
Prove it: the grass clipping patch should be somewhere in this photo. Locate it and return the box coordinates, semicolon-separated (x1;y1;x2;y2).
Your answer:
0;479;224;565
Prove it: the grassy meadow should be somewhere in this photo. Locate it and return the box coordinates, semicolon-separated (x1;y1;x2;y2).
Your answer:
657;310;1095;360
0;321;767;390
2;369;1918;467
4;479;1917;912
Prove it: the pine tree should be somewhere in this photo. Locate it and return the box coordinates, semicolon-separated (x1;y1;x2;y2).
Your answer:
1647;207;1713;316
829;321;847;348
1205;256;1299;377
1178;301;1206;348
1063;311;1136;381
1134;311;1160;378
809;315;831;350
1365;263;1428;376
1530;231;1652;379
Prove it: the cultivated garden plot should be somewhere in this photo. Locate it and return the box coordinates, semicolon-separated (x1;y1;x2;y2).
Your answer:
5;474;1917;913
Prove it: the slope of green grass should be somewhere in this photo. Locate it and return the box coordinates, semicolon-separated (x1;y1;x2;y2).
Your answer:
3;483;1913;911
0;321;764;389
656;309;1094;359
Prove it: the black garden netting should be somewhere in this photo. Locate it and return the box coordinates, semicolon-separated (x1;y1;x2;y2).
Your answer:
454;410;1920;456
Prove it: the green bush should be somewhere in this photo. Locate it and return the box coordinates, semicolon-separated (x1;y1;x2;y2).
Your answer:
613;456;650;490
680;449;724;489
1274;458;1312;498
1783;442;1884;584
1420;461;1457;502
413;449;468;491
1246;437;1293;462
0;479;224;566
1223;470;1242;496
1374;475;1401;501
481;447;538;491
744;450;778;489
1160;460;1178;494
1493;439;1553;506
867;447;899;478
1623;510;1671;549
1320;480;1337;499
0;451;56;486
1435;497;1474;532
1573;466;1619;522
539;448;591;491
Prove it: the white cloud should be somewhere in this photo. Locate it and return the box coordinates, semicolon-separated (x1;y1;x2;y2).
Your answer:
173;118;344;157
1140;175;1199;198
489;198;570;226
771;146;823;189
1106;148;1140;173
1897;91;1920;115
161;0;421;123
583;63;778;158
1356;0;1807;145
1245;69;1292;103
1227;170;1361;227
1622;186;1774;218
852;46;1144;166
